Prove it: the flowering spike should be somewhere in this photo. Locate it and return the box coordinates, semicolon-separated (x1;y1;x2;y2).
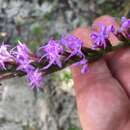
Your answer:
0;16;130;89
91;24;114;49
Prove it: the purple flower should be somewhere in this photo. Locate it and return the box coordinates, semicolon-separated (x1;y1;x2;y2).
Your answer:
11;41;32;64
61;35;84;60
40;39;63;69
91;24;114;49
75;59;88;74
118;16;130;38
26;69;43;89
0;44;14;69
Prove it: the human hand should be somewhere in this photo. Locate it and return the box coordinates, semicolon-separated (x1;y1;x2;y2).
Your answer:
72;16;130;130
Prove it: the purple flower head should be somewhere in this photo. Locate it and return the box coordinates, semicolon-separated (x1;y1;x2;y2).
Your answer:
61;35;84;59
26;69;43;89
0;44;14;69
11;41;35;74
40;39;63;69
118;16;130;38
11;41;32;64
91;24;114;49
75;59;88;74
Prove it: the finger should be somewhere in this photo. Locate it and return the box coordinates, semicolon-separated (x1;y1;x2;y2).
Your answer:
74;64;130;130
93;16;130;98
72;26;130;130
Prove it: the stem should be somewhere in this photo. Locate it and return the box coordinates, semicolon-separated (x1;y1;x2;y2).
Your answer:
0;41;128;81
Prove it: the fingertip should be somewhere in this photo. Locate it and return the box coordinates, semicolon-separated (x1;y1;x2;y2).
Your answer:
92;15;118;28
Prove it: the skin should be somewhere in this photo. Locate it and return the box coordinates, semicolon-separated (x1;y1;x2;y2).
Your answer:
71;15;130;130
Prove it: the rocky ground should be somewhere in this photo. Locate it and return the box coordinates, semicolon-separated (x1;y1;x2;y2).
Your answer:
0;0;129;130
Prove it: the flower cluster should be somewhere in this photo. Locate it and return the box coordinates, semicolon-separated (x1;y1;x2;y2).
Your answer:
39;39;63;69
61;34;84;59
10;41;43;89
0;16;129;89
91;24;114;49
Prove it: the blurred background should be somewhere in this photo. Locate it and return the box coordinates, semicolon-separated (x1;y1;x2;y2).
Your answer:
0;0;129;130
